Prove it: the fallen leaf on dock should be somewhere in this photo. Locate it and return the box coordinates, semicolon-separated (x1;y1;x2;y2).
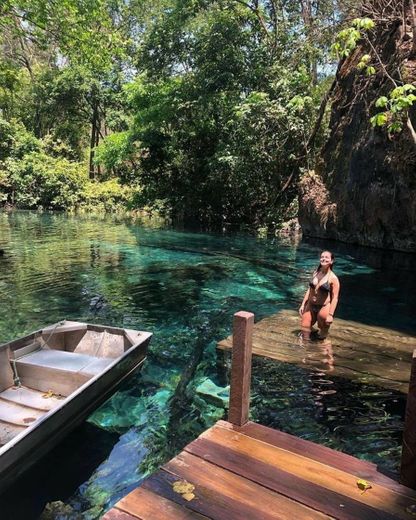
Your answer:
172;480;195;494
356;479;372;494
172;480;195;501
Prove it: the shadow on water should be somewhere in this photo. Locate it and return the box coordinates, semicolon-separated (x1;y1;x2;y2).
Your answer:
304;237;416;271
251;355;407;478
0;423;118;520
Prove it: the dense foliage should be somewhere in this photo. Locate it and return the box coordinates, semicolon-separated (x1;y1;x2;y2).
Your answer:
0;0;357;228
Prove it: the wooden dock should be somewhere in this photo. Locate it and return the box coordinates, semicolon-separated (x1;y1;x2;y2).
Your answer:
103;419;416;520
217;310;416;393
103;311;416;519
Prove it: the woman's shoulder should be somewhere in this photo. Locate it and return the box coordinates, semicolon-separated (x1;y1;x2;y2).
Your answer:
330;271;340;284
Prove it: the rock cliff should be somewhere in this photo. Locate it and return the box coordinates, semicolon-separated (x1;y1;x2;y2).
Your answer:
299;3;416;252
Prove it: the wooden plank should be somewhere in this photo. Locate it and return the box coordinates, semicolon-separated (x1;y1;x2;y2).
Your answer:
228;311;254;426
102;508;139;520
184;435;398;520
251;332;412;379
197;424;416;519
218;420;415;496
125;330;143;348
15;361;89;396
218;346;410;393
158;451;331;519
217;420;377;474
401;349;416;489
218;325;415;358
117;486;209;520
252;325;415;356
10;341;41;360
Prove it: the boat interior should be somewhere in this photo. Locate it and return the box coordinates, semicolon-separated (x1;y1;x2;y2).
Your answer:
0;321;143;447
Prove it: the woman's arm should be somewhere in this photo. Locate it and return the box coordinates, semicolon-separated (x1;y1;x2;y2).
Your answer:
299;288;310;316
326;276;340;323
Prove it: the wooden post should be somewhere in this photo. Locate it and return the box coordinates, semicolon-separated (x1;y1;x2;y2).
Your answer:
228;311;254;426
400;349;416;489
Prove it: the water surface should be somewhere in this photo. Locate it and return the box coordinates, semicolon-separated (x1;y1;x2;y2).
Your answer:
0;211;415;519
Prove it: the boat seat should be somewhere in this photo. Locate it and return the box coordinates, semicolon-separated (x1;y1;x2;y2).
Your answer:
11;341;42;360
16;350;113;376
14;349;113;396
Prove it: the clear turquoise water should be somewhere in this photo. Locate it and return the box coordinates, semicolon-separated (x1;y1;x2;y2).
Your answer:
0;211;415;519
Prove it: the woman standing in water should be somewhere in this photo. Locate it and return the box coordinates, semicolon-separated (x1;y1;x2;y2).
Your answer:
299;251;340;339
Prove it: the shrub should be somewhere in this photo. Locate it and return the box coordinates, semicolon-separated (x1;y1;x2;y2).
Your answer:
80;178;134;212
5;151;87;209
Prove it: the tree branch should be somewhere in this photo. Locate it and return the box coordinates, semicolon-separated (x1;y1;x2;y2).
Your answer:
406;116;416;145
409;0;416;56
234;0;272;41
364;33;398;87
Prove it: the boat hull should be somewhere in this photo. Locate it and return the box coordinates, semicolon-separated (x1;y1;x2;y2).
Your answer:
0;323;151;492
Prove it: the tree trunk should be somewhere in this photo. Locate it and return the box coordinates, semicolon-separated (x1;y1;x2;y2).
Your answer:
96;116;101;178
89;104;99;180
410;0;416;56
300;0;317;85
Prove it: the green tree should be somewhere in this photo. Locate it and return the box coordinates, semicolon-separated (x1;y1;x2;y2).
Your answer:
96;0;340;228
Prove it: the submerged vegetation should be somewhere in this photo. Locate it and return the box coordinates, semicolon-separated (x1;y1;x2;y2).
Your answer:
0;212;412;517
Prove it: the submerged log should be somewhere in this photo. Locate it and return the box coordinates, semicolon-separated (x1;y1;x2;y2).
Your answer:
218;309;416;393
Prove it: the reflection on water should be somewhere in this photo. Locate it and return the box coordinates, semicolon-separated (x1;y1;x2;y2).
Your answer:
300;337;335;373
251;357;405;477
0;211;415;518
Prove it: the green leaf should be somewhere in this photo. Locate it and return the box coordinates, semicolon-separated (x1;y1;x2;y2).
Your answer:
352;18;375;31
388;121;403;134
391;87;404;99
375;96;388;108
370;113;388;127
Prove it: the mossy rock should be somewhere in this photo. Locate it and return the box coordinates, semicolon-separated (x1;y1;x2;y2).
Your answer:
196;378;229;408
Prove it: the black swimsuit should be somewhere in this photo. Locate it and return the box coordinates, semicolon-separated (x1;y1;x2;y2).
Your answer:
308;274;331;315
309;277;331;293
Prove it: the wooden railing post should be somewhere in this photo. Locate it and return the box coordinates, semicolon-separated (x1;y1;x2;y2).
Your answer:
401;349;416;489
228;311;254;427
